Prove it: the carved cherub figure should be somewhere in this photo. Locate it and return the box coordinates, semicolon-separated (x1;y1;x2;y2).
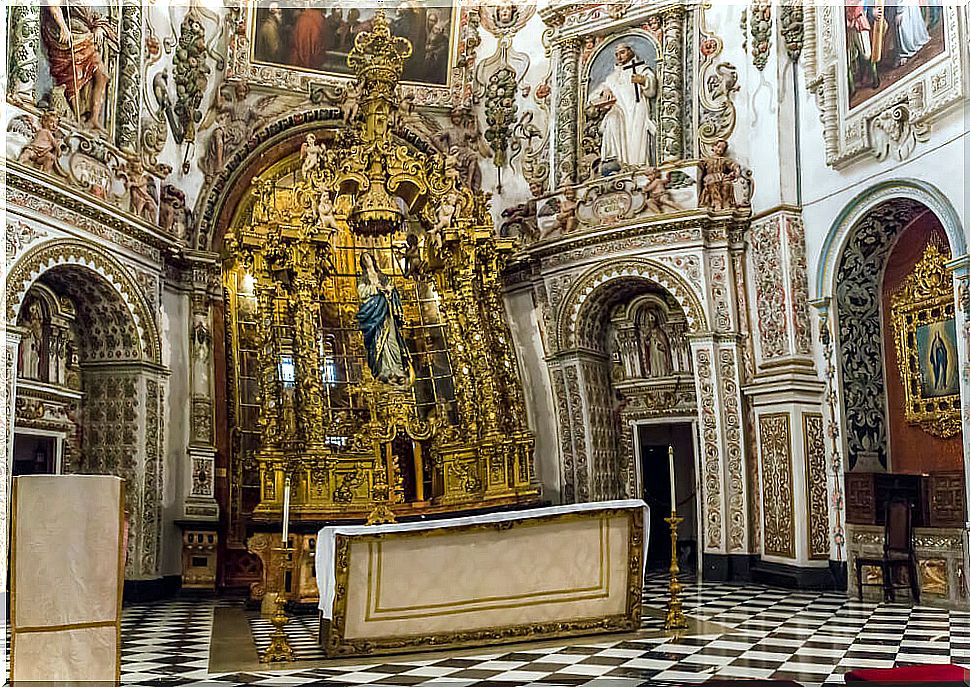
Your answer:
642;167;679;214
543;186;578;239
17;111;65;175
395;233;424;279
122;158;158;222
433;190;459;233
300;133;324;179
341;81;360;125
697;138;741;212
317;191;341;238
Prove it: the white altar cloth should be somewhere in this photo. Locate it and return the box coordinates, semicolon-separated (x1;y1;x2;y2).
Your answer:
316;499;649;620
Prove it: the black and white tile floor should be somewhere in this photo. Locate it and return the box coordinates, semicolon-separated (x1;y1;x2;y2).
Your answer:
117;574;970;686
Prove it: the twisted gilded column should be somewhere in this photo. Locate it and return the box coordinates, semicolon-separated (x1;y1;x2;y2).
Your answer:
8;5;39;104
255;281;284;456
660;6;685;163
116;1;143;152
288;269;327;450
554;37;580;187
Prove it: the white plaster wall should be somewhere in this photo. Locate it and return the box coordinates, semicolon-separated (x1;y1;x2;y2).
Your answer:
159;285;191;577
504;290;561;502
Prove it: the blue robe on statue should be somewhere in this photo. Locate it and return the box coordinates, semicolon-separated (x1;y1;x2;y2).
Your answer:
356;280;411;383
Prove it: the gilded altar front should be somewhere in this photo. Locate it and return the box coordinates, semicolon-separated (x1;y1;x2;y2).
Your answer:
222;13;539;528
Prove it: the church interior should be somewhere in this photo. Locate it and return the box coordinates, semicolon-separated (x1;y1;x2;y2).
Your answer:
3;1;970;684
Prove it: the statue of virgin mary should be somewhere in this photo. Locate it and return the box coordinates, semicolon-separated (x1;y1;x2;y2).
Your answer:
356;252;412;385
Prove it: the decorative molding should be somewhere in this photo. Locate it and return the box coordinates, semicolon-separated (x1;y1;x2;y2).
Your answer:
696;3;739;158
659;6;685;162
115;2;143;153
719;346;746;552
695;346;723;550
760;412;795;558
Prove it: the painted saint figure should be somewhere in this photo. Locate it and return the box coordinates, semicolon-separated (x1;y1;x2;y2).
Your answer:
930;329;948;391
356;253;412;385
41;0;117;131
587;43;658;168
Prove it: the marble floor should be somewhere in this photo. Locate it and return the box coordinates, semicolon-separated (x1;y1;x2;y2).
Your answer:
114;574;969;685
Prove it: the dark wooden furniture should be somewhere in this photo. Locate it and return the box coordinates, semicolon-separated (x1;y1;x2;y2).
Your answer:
844;471;965;527
854;497;920;603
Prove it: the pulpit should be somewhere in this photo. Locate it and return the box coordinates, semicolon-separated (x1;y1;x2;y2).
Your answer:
315;500;648;657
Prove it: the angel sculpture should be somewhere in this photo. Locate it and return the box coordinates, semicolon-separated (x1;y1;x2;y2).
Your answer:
317;191;341;238
395;234;424;279
15;111;66;176
642;167;679;214
300;133;324;179
120;159;159;222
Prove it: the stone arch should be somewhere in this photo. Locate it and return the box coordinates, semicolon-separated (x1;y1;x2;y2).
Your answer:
6;239;161;364
557;258;708;352
816;178;966;299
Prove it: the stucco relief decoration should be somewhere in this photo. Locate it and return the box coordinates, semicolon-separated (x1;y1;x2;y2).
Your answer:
804;413;830;560
759;413;796;558
835;198;924;470
719;347;746;552
697;2;740;158
750;217;788;359
695;347;723;550
475;2;536;192
805;4;965;167
786;216;813;355
744;2;773;72
779;0;805;63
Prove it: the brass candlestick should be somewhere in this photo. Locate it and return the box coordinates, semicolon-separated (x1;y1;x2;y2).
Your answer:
261;546;295;662
664;512;689;631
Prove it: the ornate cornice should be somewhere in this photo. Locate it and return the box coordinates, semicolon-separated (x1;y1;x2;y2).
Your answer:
5;163;181;260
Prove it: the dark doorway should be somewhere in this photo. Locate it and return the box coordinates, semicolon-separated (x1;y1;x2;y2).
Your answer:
12;434;57;476
638;422;697;573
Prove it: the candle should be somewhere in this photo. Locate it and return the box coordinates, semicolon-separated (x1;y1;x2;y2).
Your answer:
281;477;291;546
668;445;676;514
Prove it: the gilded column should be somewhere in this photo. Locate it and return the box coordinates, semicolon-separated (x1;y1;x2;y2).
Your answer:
554;37;580;187
8;5;39;104
288;269;327;450
660;6;685;163
116;1;143;152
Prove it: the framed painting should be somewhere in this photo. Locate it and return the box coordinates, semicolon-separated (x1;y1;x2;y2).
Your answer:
34;1;122;135
844;2;945;110
890;242;960;438
227;1;471;109
804;3;965;167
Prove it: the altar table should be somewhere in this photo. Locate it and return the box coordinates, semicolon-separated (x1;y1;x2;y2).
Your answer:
316;499;648;657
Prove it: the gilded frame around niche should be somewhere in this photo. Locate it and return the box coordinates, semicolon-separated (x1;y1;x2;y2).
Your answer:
890;243;961;438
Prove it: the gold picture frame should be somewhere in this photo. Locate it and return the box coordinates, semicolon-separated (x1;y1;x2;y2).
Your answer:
890;242;960;438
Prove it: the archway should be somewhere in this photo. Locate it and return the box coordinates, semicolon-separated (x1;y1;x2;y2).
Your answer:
824;186;969;604
552;268;703;573
7;242;165;579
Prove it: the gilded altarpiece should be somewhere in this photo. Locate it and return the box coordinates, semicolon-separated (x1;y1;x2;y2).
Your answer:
221;14;539;542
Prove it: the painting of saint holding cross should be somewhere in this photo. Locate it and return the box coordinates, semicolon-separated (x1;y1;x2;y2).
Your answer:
586;35;659;169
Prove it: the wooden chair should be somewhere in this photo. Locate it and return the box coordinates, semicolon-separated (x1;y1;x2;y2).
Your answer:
854;497;920;603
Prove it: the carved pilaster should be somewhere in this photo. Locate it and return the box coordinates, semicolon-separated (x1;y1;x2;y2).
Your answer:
116;1;143;152
289;277;327;449
2;329;24;594
554;38;580;187
659;6;685;163
8;5;40;103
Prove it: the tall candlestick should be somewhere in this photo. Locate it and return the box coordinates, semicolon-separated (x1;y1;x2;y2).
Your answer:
668;445;676;512
281;477;291;545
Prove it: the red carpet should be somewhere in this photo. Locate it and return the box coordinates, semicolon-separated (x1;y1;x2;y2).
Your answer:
844;663;969;683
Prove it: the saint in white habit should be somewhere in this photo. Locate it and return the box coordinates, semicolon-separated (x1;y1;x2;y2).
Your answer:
588;43;658;168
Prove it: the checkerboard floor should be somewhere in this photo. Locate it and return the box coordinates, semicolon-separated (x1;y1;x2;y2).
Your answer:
108;574;970;685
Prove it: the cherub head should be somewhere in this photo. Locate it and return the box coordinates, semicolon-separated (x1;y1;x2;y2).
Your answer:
712;138;729;156
40;111;60;131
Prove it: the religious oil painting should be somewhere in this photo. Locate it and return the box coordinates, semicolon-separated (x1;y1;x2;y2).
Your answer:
581;32;659;177
250;1;457;87
915;319;958;398
36;1;121;134
844;1;945;109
